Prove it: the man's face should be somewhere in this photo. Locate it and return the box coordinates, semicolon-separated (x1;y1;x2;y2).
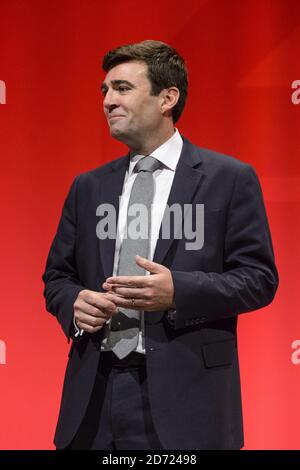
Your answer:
101;61;164;145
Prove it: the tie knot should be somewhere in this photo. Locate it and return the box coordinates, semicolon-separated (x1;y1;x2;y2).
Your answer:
135;156;161;174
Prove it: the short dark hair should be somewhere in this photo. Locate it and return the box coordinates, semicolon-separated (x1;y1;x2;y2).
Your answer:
102;40;188;124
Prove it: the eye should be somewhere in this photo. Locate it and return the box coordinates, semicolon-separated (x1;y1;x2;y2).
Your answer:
118;86;130;92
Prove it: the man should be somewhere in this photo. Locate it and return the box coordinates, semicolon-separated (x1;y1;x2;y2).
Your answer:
42;40;278;450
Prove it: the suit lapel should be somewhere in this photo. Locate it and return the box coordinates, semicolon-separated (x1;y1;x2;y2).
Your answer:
153;137;205;265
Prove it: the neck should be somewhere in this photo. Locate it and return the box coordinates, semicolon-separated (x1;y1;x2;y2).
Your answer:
129;124;175;156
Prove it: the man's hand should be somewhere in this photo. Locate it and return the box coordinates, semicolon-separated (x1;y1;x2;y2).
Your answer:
102;255;175;312
73;290;118;334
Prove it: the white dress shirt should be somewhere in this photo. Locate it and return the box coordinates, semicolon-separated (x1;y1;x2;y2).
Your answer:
75;128;183;353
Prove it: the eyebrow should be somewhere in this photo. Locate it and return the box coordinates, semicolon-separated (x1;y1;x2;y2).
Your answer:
101;80;136;93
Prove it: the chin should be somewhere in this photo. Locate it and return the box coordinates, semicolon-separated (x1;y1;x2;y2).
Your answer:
110;126;122;137
109;127;127;143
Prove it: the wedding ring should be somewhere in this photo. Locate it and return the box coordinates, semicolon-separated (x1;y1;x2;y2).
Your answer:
131;298;135;307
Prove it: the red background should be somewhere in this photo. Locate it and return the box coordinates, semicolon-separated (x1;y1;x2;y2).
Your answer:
0;0;299;449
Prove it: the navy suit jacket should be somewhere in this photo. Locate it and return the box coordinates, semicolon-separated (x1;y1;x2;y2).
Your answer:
42;136;278;449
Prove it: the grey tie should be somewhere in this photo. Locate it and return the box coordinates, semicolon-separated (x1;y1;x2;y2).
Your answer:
108;156;161;359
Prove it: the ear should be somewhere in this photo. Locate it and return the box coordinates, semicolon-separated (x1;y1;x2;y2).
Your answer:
160;87;180;117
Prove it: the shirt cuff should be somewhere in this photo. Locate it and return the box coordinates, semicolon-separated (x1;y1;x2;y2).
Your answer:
73;316;84;338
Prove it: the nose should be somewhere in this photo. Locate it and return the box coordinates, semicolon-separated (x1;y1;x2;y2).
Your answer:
103;88;119;113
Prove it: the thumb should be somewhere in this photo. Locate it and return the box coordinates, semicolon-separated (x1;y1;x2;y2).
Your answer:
135;255;163;274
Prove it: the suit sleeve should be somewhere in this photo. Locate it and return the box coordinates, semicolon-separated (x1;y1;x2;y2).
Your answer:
42;176;85;342
171;164;279;329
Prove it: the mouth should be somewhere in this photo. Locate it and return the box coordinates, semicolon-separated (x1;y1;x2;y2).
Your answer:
108;115;125;121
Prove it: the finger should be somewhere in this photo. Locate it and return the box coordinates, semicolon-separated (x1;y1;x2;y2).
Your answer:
105;292;145;310
103;282;147;298
106;275;148;288
76;312;108;328
102;282;114;292
135;255;163;274
83;291;117;312
108;287;147;299
75;302;107;318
